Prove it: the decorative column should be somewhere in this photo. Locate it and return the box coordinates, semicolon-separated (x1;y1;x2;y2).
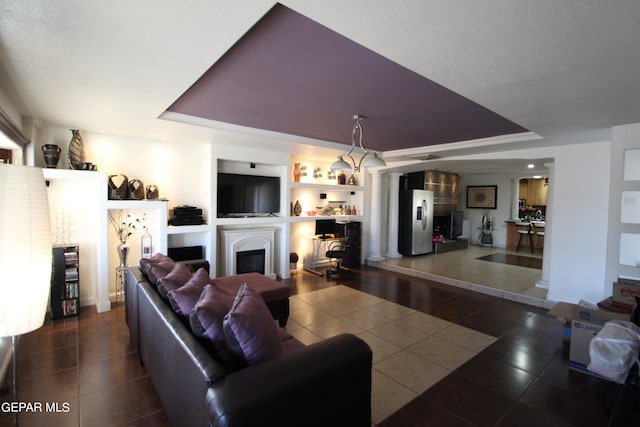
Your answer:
536;164;554;290
385;172;402;258
367;170;385;261
511;176;520;220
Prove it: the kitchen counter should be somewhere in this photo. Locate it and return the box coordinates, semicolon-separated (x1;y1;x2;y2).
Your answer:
505;220;545;252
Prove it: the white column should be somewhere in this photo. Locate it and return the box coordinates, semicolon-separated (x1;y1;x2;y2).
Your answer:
511;177;520;220
367;170;385;261
385;172;402;258
536;164;554;290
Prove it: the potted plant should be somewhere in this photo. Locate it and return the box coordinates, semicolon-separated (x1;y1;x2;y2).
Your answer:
289;252;299;270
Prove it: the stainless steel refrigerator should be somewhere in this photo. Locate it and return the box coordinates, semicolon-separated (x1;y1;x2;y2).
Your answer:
398;190;434;255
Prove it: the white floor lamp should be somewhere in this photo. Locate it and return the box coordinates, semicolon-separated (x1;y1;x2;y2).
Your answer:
0;164;52;426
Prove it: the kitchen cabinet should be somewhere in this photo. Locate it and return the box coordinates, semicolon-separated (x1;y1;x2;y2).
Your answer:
519;178;548;206
406;170;459;216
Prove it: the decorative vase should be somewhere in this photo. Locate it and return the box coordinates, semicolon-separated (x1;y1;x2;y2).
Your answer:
146;185;159;200
67;129;86;170
128;179;145;200
42;144;61;168
338;172;346;185
108;174;129;200
293;200;302;216
141;229;152;259
117;242;130;268
293;163;301;183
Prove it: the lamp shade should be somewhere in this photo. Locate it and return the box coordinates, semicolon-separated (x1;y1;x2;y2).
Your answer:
362;153;386;168
330;156;352;171
0;164;51;337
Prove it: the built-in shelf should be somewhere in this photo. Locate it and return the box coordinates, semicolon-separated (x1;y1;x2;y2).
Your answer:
290;182;363;191
106;200;169;210
167;224;211;235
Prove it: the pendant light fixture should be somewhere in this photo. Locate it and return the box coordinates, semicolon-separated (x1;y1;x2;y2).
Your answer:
330;115;386;172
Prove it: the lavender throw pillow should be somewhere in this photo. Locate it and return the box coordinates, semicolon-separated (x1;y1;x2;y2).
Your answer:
190;284;236;347
167;268;211;316
146;259;177;286
156;262;193;298
223;284;283;365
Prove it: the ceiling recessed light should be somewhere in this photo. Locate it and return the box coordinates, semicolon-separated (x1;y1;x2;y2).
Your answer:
533;175;542;179
527;163;535;168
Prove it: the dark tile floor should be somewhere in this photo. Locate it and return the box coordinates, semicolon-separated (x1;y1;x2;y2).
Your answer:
1;265;638;426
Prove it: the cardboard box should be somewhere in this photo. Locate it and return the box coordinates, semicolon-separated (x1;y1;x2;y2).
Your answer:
548;301;630;373
568;304;629;374
612;278;640;309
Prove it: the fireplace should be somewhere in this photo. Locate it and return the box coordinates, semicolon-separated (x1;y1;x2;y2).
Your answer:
236;249;266;275
219;227;277;279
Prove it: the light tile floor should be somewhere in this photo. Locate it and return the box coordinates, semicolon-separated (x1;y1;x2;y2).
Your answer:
286;285;496;424
369;245;551;308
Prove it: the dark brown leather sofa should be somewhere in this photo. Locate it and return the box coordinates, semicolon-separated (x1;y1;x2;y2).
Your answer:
125;267;372;427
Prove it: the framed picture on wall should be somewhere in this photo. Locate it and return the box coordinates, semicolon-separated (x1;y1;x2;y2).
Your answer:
467;185;497;209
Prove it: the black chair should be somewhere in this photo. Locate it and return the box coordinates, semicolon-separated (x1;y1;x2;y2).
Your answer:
325;228;360;280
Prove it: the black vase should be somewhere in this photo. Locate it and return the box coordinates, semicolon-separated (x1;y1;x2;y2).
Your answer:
42;144;61;168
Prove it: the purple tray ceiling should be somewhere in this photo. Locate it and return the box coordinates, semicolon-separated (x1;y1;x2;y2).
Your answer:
166;3;527;152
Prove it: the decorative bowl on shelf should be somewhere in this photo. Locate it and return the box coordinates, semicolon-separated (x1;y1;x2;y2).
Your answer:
306;210;317;216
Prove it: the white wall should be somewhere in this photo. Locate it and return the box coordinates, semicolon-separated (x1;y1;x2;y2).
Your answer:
545;140;611;303
605;123;640;292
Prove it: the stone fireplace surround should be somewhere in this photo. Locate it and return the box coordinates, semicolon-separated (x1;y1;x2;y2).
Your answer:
219;227;277;279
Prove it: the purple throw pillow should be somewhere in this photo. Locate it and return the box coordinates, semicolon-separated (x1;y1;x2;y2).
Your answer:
146;259;177;286
167;268;211;316
139;252;170;269
223;284;283;365
156;263;192;298
190;284;236;347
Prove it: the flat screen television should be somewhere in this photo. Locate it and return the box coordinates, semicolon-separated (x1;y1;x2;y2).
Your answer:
315;219;336;238
217;173;280;217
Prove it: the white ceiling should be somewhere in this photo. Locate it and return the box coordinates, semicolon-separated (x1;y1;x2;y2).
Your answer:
1;1;639;175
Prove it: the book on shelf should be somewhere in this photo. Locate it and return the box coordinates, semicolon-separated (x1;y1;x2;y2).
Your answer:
64;252;78;265
65;282;79;298
62;299;78;316
65;268;78;280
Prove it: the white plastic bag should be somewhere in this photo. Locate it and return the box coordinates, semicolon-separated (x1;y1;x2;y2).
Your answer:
587;320;640;383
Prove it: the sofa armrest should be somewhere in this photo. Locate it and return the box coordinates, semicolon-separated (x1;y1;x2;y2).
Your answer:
207;334;372;427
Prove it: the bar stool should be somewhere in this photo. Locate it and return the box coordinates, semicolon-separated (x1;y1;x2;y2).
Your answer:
515;220;534;253
534;222;545;251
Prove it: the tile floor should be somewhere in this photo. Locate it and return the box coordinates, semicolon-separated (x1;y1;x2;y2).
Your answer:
285;285;497;423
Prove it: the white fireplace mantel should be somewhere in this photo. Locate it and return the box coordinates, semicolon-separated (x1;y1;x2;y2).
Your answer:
219;227;277;279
